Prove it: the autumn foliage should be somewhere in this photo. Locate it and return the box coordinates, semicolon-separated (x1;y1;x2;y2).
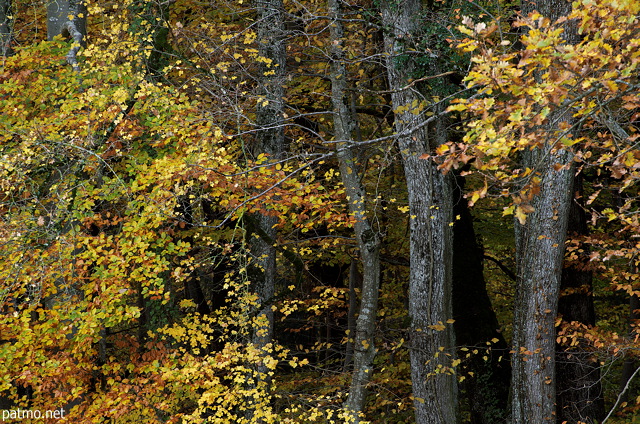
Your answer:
1;0;640;423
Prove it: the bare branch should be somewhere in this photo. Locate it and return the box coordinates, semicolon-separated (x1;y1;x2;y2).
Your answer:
602;365;640;424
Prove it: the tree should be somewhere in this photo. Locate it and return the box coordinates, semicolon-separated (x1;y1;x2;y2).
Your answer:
5;0;640;421
248;0;286;392
328;1;382;421
0;0;11;57
449;0;640;421
508;5;579;423
381;2;457;423
47;0;85;72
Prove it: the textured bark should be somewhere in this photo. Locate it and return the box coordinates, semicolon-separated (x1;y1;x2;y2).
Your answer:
249;0;285;389
452;174;510;424
46;0;86;43
47;0;86;72
0;0;11;57
343;261;361;371
329;1;382;421
381;2;457;423
512;149;574;424
511;1;580;422
556;175;604;424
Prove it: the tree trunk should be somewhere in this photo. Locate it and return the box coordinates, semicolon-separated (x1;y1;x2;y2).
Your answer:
511;2;579;423
247;0;285;414
344;261;361;371
47;0;85;72
512;150;574;424
381;2;457;423
0;0;11;57
46;0;86;44
30;4;91;414
328;1;382;421
556;175;604;424
452;174;510;424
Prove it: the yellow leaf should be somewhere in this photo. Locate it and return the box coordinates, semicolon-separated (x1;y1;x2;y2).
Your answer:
502;205;514;216
515;205;528;225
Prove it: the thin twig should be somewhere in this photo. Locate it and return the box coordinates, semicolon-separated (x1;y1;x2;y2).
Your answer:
602;365;640;424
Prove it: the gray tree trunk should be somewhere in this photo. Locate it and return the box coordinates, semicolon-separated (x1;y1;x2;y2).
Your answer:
248;0;285;407
47;0;86;72
343;261;361;371
512;2;579;423
47;0;86;44
512;149;574;424
328;1;382;421
26;3;91;415
381;2;457;423
0;0;11;57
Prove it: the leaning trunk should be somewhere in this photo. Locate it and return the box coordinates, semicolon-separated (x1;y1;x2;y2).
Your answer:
46;0;86;44
47;0;85;72
381;2;457;423
328;1;382;421
39;1;89;413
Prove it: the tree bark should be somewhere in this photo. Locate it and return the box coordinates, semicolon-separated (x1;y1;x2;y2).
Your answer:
328;1;382;421
343;260;361;371
247;0;285;411
556;175;604;424
511;2;579;423
0;0;11;57
381;2;457;423
47;0;86;72
46;0;86;44
512;149;574;424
